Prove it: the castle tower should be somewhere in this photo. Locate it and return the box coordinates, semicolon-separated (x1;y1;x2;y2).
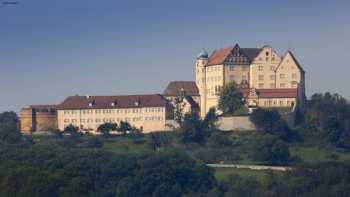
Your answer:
195;50;208;118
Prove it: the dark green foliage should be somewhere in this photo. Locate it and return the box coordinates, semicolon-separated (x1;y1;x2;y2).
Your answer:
251;134;290;165
97;123;118;136
118;121;132;135
250;108;292;141
87;137;104;149
218;81;244;115
64;124;79;135
202;108;218;136
116;150;215;197
148;132;172;151
181;112;206;144
0;145;215;197
0;111;21;144
180;109;218;145
207;131;233;148
305;92;350;148
217;175;262;197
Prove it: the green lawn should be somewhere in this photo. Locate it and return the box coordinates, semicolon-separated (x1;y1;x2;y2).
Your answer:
290;146;350;163
31;132;350;166
214;167;274;182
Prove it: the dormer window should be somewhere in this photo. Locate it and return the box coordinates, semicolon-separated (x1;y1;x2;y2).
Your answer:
134;101;140;107
88;100;95;107
266;52;269;56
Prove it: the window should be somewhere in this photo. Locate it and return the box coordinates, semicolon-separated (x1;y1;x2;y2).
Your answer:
280;83;285;88
229;65;234;71
270;75;275;80
292;73;297;79
266;52;269;56
268;100;272;106
259;83;264;88
242;66;248;71
270;83;275;88
258;65;263;71
64;119;69;123
280;74;285;79
259;75;264;80
80;119;85;123
280;101;284;106
242;75;247;80
291;81;298;88
270;65;275;71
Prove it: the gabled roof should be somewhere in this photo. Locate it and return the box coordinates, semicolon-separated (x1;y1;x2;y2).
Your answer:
29;105;57;110
207;46;261;66
207;47;232;66
286;50;305;73
57;94;168;110
276;50;305;73
163;81;199;96
240;48;262;62
240;88;298;98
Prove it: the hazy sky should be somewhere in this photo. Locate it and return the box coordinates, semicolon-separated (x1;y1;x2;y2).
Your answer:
1;0;350;112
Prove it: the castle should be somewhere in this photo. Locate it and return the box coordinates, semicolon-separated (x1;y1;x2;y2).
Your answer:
20;44;306;133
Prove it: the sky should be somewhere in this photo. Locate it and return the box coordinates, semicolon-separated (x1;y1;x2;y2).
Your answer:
0;0;350;112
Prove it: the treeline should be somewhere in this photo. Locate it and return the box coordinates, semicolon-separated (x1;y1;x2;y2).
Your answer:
1;142;350;197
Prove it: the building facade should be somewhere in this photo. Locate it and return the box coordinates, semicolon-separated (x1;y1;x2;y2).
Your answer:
20;105;58;133
56;94;174;133
195;44;305;117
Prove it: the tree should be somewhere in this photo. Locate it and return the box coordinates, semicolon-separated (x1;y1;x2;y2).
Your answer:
218;81;244;115
250;108;292;141
202;108;218;137
118;121;132;135
306;92;350;148
251;134;290;165
0;111;21;144
250;108;281;131
181;112;205;144
148;132;171;151
64;124;79;135
174;96;185;126
97;123;118;136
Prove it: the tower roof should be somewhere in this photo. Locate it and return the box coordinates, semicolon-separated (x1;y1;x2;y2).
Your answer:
197;49;208;59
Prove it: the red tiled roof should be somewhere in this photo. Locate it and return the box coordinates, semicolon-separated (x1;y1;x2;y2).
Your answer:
207;47;232;66
29;105;57;110
240;88;298;98
163;81;199;96
56;94;168;110
207;47;261;66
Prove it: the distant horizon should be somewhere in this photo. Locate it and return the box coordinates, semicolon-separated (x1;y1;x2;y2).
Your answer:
1;0;350;113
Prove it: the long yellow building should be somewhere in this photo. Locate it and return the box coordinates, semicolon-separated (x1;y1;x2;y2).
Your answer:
56;94;175;133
